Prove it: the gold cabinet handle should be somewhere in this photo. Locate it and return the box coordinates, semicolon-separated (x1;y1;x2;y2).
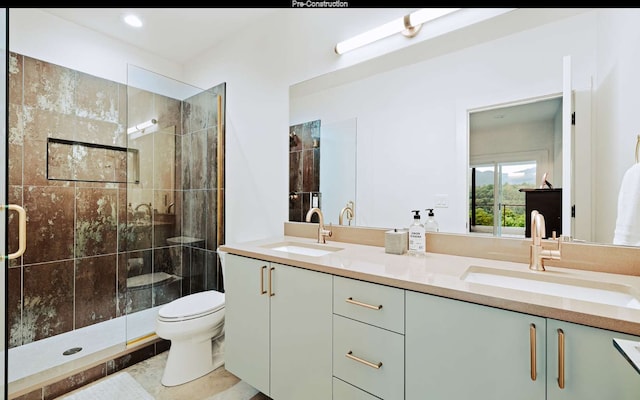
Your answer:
269;266;275;297
346;351;382;369
558;328;565;389
530;323;537;381
346;297;382;310
3;205;27;260
260;266;267;295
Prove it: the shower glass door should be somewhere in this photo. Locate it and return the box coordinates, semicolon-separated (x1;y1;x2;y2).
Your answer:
124;65;226;345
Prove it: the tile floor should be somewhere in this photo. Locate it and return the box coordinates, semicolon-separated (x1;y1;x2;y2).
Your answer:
58;351;271;400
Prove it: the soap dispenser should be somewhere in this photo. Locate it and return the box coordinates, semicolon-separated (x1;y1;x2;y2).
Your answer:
408;210;426;256
424;208;439;233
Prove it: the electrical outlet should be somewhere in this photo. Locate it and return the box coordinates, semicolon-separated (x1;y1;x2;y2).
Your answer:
435;194;449;208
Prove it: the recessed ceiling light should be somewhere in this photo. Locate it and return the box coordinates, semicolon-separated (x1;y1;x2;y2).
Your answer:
124;14;143;28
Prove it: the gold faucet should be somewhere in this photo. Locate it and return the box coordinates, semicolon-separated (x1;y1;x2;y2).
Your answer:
339;201;354;226
529;210;561;271
305;207;332;244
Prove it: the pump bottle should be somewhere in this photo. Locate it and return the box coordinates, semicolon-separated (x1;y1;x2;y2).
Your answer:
408;210;426;256
424;208;439;233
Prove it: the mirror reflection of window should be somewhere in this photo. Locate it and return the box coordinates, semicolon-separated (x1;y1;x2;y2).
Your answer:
469;162;536;238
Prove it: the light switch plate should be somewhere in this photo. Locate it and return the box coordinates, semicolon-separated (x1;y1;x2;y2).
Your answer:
435;194;449;208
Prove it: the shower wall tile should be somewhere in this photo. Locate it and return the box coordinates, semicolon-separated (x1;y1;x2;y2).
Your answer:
119;250;153;315
9;52;23;108
75;187;118;258
127;87;155;128
42;363;106;400
183;190;207;243
23;186;75;264
75;254;117;329
189;247;207;294
75;70;120;124
289;151;302;192
23;55;77;115
302;148;319;192
206;126;219;190
184;89;215;134
154;129;176;190
7;185;23;266
209;250;222;292
8;104;23;186
206;189;218;251
154;93;182;135
7;266;22;348
175;134;183;192
289;125;302;152
187;130;208;190
23;260;74;343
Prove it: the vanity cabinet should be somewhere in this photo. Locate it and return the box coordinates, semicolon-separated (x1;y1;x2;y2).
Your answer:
406;291;640;400
332;276;405;399
546;319;640;400
406;291;546;400
224;254;333;400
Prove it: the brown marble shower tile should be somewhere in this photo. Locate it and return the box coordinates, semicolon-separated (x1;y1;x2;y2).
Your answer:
175;134;183;191
7;266;23;348
184;89;215;133
183;190;207;243
75;187;118;258
23;138;67;187
154;93;182;135
127;87;155;128
23;55;77;120
302;149;318;192
118;250;153;315
129;131;154;188
188;248;207;293
23;260;74;343
206;189;218;251
7;185;23;267
289;150;302;193
42;363;106;400
75;254;117;329
107;343;156;374
188;130;207;190
206;127;219;190
75;70;120;124
23;186;75;264
153;128;176;190
208;250;222;291
8;105;24;186
8;52;23;107
289;192;303;222
300;119;320;150
289;125;302;152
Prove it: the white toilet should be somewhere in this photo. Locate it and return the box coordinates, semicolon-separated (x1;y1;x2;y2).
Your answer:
154;250;227;387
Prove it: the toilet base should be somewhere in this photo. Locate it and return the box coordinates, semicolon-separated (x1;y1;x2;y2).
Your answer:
161;334;225;387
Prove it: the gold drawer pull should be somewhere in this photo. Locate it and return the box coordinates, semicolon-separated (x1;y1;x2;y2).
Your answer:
346;351;382;369
346;297;382;310
260;266;267;295
558;328;565;389
530;323;537;381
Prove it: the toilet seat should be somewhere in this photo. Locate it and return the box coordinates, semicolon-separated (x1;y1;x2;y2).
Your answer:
158;291;225;322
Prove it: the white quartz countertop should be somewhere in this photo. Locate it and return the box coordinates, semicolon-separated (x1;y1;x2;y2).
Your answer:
219;235;640;336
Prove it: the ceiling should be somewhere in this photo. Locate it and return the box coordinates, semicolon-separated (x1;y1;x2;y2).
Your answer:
40;8;278;64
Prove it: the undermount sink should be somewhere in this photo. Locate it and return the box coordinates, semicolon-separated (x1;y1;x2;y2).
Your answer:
262;241;344;257
462;266;640;310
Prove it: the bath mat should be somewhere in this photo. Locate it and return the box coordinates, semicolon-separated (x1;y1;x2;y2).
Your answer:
62;372;154;400
207;380;259;400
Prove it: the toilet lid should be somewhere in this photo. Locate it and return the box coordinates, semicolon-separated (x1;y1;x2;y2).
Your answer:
158;291;225;320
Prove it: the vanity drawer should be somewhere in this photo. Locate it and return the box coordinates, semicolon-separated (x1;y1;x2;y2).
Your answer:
333;276;404;333
333;377;381;400
333;315;404;399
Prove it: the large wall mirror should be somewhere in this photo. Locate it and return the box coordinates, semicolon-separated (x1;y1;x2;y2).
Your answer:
289;9;640;247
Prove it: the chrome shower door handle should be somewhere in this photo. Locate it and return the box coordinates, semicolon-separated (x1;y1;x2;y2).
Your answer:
3;204;27;260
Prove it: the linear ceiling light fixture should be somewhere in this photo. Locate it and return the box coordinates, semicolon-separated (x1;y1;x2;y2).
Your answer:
334;8;461;55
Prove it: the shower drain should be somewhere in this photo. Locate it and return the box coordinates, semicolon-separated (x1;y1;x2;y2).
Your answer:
63;347;83;356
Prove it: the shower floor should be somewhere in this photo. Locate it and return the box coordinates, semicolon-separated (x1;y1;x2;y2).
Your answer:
7;306;161;395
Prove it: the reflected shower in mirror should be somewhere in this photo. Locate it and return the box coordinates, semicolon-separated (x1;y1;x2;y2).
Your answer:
289;118;357;226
